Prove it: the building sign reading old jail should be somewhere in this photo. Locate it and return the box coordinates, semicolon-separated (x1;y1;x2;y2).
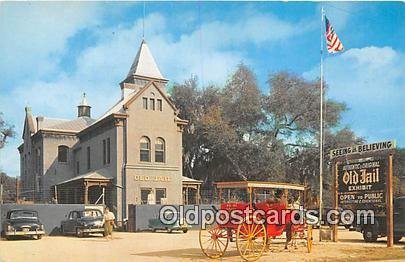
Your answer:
337;158;386;205
134;175;171;182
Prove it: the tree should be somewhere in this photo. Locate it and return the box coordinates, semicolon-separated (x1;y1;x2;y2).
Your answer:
393;148;405;196
172;66;288;184
0;113;15;149
0;112;16;203
263;72;346;141
171;67;365;202
222;64;264;135
0;172;17;203
286;128;365;206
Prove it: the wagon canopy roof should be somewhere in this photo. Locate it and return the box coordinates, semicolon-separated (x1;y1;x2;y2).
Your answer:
214;181;305;191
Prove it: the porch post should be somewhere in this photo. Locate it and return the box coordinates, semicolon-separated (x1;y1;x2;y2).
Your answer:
185;186;189;205
102;187;105;205
54;185;58;203
84;182;89;204
197;184;201;204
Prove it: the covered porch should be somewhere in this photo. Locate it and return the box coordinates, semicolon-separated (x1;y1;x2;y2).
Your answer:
182;176;203;205
54;169;113;206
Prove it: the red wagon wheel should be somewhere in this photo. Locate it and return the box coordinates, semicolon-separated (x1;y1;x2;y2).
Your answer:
199;223;229;258
236;221;267;261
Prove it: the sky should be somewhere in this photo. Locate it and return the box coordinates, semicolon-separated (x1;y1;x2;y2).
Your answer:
0;1;404;177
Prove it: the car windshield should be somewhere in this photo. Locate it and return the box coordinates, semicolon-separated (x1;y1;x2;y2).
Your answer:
10;210;38;219
81;210;102;218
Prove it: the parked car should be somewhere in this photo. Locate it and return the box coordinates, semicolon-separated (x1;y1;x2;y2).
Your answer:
60;208;105;237
356;196;405;243
311;207;353;229
1;209;45;240
148;212;190;233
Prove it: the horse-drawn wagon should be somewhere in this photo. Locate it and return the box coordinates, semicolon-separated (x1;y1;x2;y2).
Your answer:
199;181;313;261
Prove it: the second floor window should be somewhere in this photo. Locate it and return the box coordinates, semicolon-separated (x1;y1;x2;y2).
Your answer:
142;97;148;109
157;99;162;111
58;145;68;163
107;138;111;164
87;146;91;170
103;138;111;165
140;136;151;162
103;140;106;165
155;138;165;163
150;98;155;110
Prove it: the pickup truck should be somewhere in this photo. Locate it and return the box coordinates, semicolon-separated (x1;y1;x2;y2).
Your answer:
356;196;405;243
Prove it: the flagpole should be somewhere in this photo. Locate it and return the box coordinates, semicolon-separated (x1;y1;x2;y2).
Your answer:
319;7;325;234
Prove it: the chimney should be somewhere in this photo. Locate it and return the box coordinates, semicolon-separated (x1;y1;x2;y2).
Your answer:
36;116;44;130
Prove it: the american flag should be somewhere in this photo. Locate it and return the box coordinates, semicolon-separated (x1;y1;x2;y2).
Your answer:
325;16;344;53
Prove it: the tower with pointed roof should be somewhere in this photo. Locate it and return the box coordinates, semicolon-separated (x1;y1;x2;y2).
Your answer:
19;39;189;222
120;40;168;99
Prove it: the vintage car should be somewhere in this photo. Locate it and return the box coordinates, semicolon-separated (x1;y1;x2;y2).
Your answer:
60;208;105;237
1;209;45;240
148;212;190;233
356;196;405;243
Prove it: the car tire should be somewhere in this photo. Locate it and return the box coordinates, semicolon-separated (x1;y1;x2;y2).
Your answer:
393;236;402;243
76;228;83;238
35;234;42;240
363;227;377;242
60;225;65;235
344;225;351;229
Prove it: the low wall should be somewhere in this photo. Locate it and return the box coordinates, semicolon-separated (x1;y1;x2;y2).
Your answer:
128;204;219;231
0;204;104;236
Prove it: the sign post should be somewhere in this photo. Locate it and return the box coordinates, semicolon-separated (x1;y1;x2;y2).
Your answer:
333;161;339;242
387;154;393;247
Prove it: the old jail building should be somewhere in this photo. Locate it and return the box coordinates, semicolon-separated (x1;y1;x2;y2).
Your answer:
18;40;201;222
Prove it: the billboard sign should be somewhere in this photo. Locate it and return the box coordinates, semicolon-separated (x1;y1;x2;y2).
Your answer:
330;140;395;159
337;158;386;206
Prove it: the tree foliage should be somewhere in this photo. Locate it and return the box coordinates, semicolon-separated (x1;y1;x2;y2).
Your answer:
0;113;15;149
0;172;17;203
171;65;365;196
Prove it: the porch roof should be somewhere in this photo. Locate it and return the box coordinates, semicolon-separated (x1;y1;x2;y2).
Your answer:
182;176;203;185
56;168;113;186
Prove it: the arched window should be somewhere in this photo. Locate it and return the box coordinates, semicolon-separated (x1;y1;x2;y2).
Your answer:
155;138;165;163
140;137;151;162
58;145;69;163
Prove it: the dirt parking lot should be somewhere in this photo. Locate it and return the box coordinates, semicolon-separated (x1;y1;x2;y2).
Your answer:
0;228;404;261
